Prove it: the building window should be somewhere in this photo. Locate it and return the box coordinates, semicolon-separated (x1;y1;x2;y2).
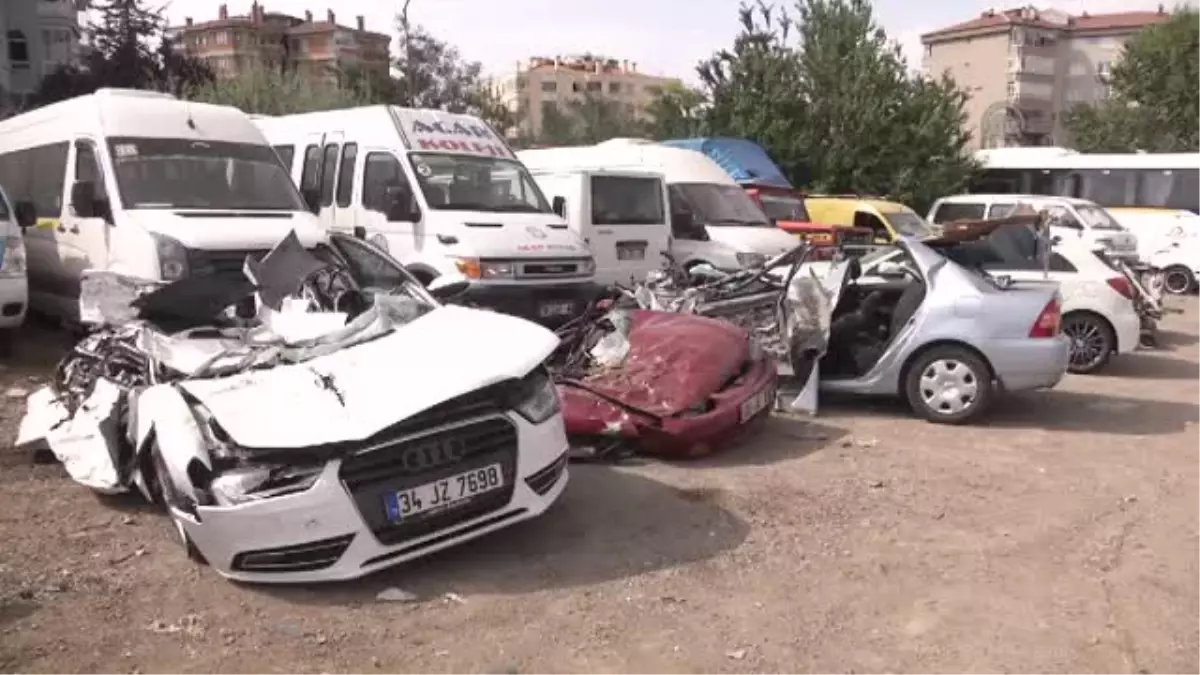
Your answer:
7;31;29;67
540;80;557;93
1096;60;1112;80
925;44;933;57
608;81;622;94
572;81;582;93
586;81;602;92
1006;81;1016;99
644;84;662;95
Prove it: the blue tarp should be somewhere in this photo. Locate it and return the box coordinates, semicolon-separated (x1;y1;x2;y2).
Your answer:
661;137;794;190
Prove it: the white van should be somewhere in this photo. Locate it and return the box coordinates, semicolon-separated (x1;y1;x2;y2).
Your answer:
517;148;670;286
0;89;325;320
528;139;799;273
253;107;598;325
0;184;28;352
928;194;1139;262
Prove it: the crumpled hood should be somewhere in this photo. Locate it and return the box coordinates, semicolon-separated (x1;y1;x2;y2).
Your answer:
564;310;749;417
178;305;559;448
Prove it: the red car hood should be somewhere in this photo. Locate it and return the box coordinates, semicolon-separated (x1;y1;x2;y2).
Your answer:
560;310;750;419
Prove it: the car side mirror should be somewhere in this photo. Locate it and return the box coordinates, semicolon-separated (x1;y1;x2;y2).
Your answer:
551;195;566;217
71;180;96;218
430;280;469;300
876;261;910;279
300;187;320;214
13;201;36;229
384;184;417;222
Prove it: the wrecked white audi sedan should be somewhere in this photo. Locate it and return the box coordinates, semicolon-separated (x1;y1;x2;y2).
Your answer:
17;232;569;583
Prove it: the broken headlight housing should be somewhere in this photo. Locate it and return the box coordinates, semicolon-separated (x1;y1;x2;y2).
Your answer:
508;367;560;424
0;234;25;277
151;232;189;281
209;463;324;506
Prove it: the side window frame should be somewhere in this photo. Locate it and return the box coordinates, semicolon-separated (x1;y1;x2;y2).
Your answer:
272;144;295;172
361;151;419;221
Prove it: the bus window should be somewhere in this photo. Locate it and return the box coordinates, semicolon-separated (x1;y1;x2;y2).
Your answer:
1078;169;1133;206
1141;168;1200;213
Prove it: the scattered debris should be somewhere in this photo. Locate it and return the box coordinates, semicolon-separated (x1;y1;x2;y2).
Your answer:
5;386;28;398
376;587;419;603
868;480;885;489
443;592;467;605
109;547;147;565
726;648;748;660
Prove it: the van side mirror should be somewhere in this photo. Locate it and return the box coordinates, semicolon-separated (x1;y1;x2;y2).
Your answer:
71;180;96;218
13;201;35;229
384;184;417;222
551;195;566;217
300;187;320;214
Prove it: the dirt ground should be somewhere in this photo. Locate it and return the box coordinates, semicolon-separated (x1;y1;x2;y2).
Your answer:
0;300;1196;674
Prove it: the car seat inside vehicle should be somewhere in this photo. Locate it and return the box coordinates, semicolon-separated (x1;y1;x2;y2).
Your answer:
822;253;927;379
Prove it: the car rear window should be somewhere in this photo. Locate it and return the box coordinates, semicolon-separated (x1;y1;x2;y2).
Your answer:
931;202;986;224
590;175;664;225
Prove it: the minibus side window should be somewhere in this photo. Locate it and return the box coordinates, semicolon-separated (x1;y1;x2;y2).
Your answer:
335;143;357;208
299;144;321;193
319;143;339;207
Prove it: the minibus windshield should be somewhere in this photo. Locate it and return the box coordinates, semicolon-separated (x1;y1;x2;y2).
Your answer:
108;137;305;211
409;153;552;213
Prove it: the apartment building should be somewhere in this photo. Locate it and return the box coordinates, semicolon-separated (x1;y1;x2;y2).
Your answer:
494;54;681;137
0;0;85;102
921;5;1171;148
169;3;390;84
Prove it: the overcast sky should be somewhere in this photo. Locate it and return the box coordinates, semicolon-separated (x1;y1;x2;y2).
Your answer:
159;0;1190;83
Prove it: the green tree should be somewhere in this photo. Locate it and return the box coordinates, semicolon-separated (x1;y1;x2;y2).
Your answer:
31;0;213;107
1064;8;1199;152
690;0;975;212
186;67;369;115
530;95;646;146
643;81;709;140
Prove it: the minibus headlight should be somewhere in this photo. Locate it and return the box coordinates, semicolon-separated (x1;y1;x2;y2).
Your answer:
0;235;25;276
151;233;189;281
453;257;514;280
580;257;596;275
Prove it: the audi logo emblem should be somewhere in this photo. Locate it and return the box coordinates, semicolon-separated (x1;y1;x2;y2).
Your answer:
400;438;468;472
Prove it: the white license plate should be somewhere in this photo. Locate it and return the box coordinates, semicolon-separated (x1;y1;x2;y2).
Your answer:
617;245;646;261
739;387;774;423
383;463;504;522
539;301;575;318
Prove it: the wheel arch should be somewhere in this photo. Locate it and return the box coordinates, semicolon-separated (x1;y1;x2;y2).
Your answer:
1062;309;1118;353
898;339;998;402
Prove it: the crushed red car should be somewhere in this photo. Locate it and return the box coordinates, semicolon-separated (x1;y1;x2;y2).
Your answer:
552;306;778;459
546;244;836;460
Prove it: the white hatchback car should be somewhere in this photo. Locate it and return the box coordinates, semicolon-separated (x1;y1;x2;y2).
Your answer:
928;222;1141;373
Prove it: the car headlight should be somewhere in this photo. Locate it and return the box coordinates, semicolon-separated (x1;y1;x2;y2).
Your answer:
736;252;767;268
209;463;324;506
580;257;596;275
454;257;515;280
151;232;189;281
0;235;25;276
509;367;560;424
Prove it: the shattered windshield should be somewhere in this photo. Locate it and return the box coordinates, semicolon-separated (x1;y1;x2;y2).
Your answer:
882;210;935;238
670;183;771;227
409;153;552;213
108;137;305;211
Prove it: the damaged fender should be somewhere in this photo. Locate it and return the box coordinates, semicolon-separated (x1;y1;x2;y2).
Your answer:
129;384;212;506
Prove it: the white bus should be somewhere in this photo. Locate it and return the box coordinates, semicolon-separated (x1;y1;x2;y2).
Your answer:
0;88;324;320
971;147;1199;214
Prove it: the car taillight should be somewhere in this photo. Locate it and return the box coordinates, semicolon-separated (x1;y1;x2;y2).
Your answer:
1029;297;1062;338
1106;276;1135;300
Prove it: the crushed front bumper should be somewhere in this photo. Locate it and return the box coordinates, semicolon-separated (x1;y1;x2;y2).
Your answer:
181;413;569;583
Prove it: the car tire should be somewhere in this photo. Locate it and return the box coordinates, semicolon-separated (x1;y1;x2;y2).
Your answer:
1061;312;1114;374
150;449;208;565
1162;265;1195;295
903;345;994;424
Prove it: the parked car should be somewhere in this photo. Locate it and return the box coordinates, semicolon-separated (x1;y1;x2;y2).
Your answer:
17;231;570;583
804;195;936;244
813;223;1070;423
0;184;27;354
927;194;1140;263
864;219;1142;374
1108;208;1200;294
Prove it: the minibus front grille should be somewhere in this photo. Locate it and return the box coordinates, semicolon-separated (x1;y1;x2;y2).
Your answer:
187;249;269;279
